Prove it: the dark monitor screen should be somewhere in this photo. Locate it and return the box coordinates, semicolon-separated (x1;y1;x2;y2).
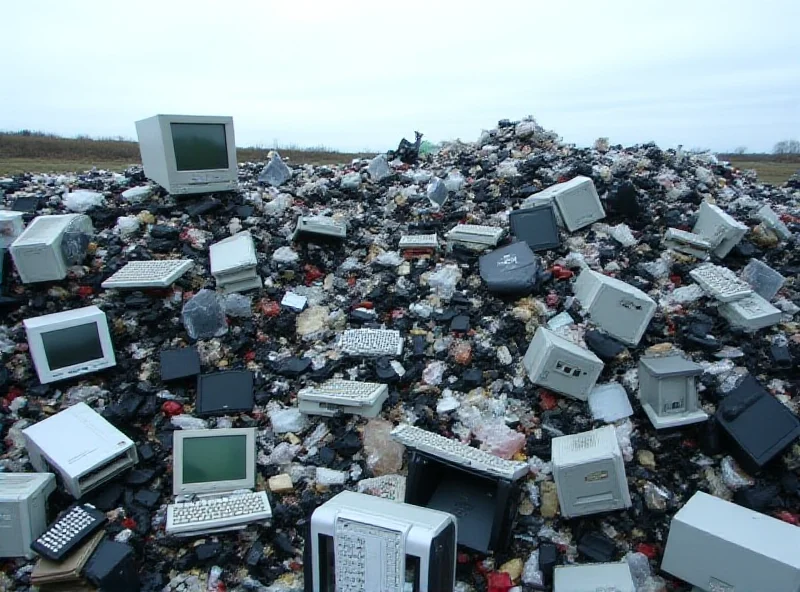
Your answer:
170;123;229;171
182;435;247;484
41;323;104;370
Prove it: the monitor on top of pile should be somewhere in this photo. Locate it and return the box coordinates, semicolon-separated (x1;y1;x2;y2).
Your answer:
135;115;238;195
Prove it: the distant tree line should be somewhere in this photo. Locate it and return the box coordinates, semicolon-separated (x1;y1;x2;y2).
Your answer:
774;139;800;155
724;140;800;155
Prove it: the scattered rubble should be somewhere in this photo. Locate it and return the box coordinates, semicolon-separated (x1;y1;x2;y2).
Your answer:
1;116;799;591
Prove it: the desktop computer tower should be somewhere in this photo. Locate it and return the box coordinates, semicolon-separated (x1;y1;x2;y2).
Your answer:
23;403;138;499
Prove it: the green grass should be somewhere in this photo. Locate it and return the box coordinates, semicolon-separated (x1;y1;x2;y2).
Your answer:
0;131;374;176
719;154;800;186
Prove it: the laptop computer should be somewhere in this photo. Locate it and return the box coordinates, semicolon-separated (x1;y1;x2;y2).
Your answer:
165;428;271;537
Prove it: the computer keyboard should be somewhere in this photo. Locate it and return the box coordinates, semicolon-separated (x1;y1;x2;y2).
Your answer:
338;329;404;357
689;263;753;303
445;224;504;246
30;504;107;561
390;424;529;481
300;379;386;402
101;260;193;289
399;234;439;250
293;216;347;240
663;228;712;258
166;491;272;536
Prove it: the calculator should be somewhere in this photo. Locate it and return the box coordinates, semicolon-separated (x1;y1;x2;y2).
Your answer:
30;504;107;561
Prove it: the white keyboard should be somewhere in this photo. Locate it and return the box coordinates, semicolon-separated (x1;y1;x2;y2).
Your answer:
664;228;712;248
166;491;272;536
399;234;439;249
445;224;504;246
390;424;529;481
101;259;193;289
689;263;753;302
339;329;404;356
300;379;386;403
293;216;347;240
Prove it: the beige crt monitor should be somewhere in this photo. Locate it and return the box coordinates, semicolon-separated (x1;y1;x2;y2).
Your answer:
135;114;238;195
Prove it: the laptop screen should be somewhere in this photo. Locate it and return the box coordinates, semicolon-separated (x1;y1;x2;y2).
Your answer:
182;434;247;485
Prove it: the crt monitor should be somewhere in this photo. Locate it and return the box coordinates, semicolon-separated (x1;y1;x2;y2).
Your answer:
135;114;238;195
172;428;256;496
23;305;116;384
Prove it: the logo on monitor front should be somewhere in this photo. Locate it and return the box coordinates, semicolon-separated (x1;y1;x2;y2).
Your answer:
619;299;642;311
497;254;518;267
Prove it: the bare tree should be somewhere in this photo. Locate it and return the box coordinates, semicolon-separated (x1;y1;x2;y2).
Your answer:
774;139;800;154
733;146;747;155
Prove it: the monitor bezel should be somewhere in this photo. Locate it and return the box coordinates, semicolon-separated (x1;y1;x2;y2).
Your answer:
172;428;256;496
23;306;116;384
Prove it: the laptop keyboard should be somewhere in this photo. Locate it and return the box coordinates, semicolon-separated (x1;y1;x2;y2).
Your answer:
166;491;271;536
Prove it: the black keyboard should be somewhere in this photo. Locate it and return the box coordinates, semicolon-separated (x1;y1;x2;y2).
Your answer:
31;504;107;561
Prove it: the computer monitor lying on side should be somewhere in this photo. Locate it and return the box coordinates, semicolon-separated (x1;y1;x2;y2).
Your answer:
661;491;800;592
10;214;93;284
24;305;116;384
135;114;238;195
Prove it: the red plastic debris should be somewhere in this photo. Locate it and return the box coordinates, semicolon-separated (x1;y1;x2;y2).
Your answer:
546;292;559;307
669;274;682;286
636;542;659;559
540;390;558;411
666;318;677;335
774;511;800;525
486;572;513;592
260;300;280;317
5;386;23;403
551;265;574;280
304;264;324;284
457;552;471;564
244;351;256;362
121;517;137;530
402;248;435;259
77;286;93;298
161;401;183;417
353;301;374;310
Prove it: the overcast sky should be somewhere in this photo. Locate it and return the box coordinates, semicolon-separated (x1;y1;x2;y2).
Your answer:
2;0;799;153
